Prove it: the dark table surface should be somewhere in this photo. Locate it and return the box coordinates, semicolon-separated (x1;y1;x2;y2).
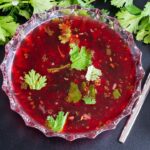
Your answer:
0;0;150;150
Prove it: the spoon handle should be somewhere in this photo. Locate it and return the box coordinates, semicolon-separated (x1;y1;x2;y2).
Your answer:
119;73;150;143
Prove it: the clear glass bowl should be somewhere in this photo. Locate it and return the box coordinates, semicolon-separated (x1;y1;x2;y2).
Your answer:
0;5;145;141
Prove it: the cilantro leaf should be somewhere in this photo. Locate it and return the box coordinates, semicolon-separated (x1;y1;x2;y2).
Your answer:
24;69;47;90
66;82;82;103
116;9;142;33
59;21;72;44
69;43;92;71
141;2;150;18
58;0;71;7
126;5;141;15
113;89;121;99
85;65;102;81
83;85;97;105
47;111;69;132
76;0;95;8
111;0;133;8
18;9;31;19
136;17;150;44
101;9;110;16
0;16;19;43
30;0;57;14
83;97;96;104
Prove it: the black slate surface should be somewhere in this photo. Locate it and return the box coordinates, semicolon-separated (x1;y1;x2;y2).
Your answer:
0;1;150;150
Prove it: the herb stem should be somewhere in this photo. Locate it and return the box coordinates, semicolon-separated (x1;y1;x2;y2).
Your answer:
21;1;30;4
47;63;71;73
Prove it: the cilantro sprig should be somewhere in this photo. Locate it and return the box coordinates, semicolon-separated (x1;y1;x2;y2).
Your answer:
85;65;102;81
66;82;82;103
69;43;92;71
113;88;121;99
83;85;97;105
115;1;150;44
24;69;47;90
0;16;19;44
47;111;69;132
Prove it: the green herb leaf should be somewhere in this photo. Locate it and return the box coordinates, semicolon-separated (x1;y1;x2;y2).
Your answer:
83;96;96;104
47;111;69;132
113;89;121;99
126;5;141;15
136;17;150;44
59;21;72;44
111;0;133;8
85;65;102;81
24;69;47;90
0;16;19;42
66;82;82;103
101;9;110;16
76;0;95;8
58;0;71;7
141;2;150;18
116;9;142;33
69;43;92;71
18;9;31;19
30;0;57;14
83;85;97;105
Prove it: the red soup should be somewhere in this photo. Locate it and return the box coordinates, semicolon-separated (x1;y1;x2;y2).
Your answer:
11;16;136;134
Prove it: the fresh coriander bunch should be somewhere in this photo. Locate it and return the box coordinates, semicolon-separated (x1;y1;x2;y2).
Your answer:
111;0;150;44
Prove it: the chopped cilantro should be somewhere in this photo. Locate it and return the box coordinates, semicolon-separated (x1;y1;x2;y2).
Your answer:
113;89;121;99
82;85;97;105
85;65;102;81
47;111;69;132
24;69;47;90
66;82;82;103
58;21;72;44
69;43;92;71
83;97;96;104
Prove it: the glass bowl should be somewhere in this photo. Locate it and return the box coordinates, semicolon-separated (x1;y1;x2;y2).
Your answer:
0;5;145;141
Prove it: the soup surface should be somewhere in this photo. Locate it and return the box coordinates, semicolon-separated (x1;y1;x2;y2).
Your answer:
11;16;136;133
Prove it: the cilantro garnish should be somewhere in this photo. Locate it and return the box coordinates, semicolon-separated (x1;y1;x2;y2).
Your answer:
69;43;92;71
0;16;18;43
113;89;121;99
59;21;72;44
82;85;97;105
85;65;102;81
47;111;69;132
83;97;96;104
66;82;82;103
24;69;47;90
